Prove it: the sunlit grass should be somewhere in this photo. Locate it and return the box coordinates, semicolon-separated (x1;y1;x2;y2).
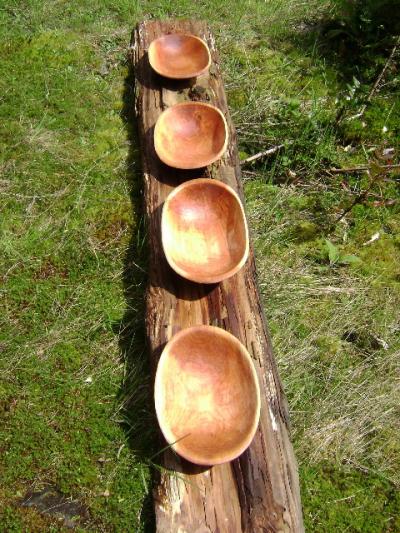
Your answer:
1;0;399;530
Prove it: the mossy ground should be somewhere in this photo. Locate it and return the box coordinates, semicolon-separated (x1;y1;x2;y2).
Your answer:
1;1;399;531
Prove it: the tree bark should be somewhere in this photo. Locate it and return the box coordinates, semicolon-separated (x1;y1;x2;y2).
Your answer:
131;19;304;533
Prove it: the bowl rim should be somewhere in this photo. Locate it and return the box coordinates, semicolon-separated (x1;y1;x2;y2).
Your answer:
154;325;261;466
148;33;212;79
154;101;229;169
161;178;249;284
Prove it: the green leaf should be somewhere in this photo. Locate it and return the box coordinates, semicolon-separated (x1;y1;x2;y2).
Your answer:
340;254;361;264
325;239;340;265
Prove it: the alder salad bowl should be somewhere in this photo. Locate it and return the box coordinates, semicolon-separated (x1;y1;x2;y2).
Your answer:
161;178;249;284
148;33;211;79
154;101;228;169
154;325;261;465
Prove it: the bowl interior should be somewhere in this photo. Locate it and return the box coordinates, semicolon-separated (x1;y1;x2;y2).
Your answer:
154;103;227;169
162;179;248;283
149;34;210;79
155;327;260;465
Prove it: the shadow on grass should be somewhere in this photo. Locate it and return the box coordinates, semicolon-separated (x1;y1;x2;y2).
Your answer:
288;0;400;86
246;1;400;189
115;60;156;532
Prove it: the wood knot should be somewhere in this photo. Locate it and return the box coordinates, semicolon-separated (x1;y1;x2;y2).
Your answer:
188;85;210;102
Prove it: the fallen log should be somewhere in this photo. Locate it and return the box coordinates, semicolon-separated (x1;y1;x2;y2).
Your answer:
131;19;304;533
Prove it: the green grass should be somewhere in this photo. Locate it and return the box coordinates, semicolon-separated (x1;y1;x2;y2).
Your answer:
1;0;399;530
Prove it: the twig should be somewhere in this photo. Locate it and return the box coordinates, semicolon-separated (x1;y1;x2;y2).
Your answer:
242;170;260;176
347;35;400;121
328;163;400;174
242;170;261;182
366;36;400;104
117;443;125;459
342;458;393;484
327;490;364;504
313;286;356;295
241;144;284;165
336;191;369;222
336;170;385;222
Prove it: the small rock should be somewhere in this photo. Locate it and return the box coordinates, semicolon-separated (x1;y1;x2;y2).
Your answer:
20;485;89;529
99;62;109;76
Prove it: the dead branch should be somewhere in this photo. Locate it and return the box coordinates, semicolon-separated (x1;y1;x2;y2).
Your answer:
347;35;400;121
241;144;284;165
328;163;400;174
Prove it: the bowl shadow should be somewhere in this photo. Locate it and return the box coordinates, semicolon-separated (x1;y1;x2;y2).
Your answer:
116;62;156;531
117;57;217;527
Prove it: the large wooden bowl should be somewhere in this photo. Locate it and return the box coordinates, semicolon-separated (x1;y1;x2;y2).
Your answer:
154;102;228;169
148;33;211;79
162;178;249;284
154;325;261;465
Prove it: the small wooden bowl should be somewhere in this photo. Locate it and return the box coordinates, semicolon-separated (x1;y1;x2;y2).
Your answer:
154;102;228;169
148;33;211;79
154;325;261;466
162;178;249;284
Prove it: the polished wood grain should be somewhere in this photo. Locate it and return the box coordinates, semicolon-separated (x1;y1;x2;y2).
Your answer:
148;33;211;79
155;326;261;465
162;178;249;283
132;19;304;533
154;101;228;169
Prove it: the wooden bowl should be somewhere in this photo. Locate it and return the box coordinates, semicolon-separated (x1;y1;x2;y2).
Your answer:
154;325;261;465
162;178;249;284
148;33;211;79
154;102;228;169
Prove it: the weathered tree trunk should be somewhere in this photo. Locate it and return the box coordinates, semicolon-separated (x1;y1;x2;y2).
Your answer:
131;19;304;533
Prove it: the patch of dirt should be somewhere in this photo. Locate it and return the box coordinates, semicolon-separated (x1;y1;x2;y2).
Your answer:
20;484;89;529
342;330;384;353
34;260;68;280
93;218;130;247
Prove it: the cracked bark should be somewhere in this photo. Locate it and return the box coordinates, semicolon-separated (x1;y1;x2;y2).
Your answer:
131;19;304;533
